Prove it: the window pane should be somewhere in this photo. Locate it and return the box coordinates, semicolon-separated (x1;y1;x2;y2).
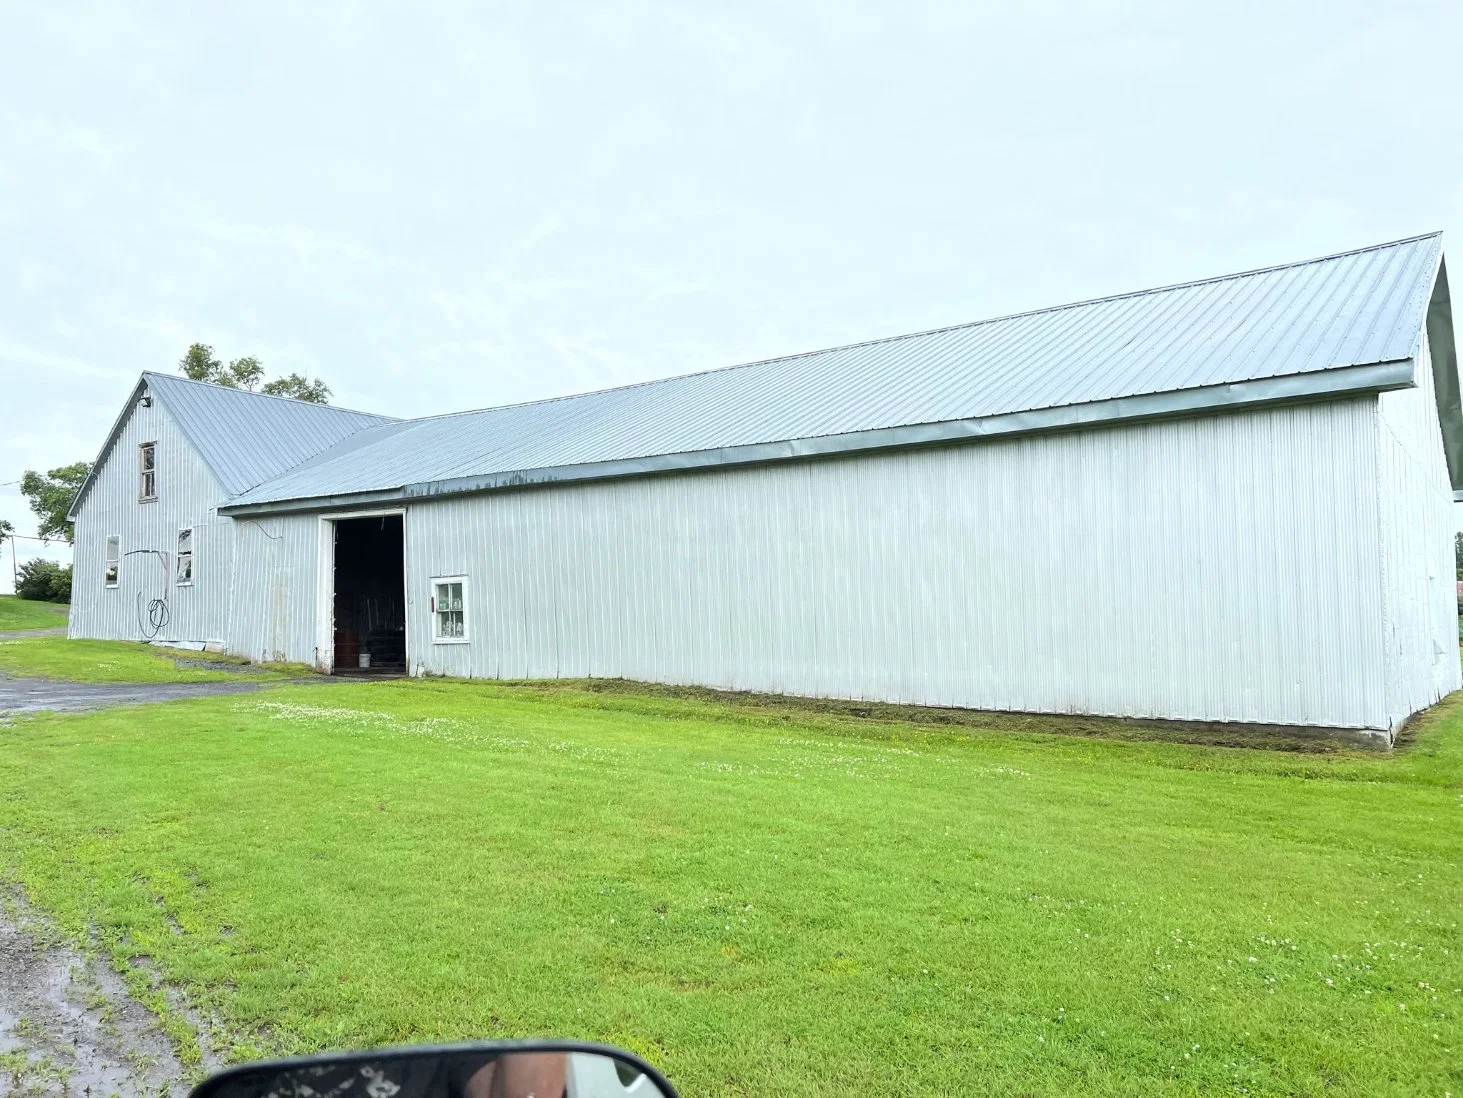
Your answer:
434;579;468;638
177;554;193;584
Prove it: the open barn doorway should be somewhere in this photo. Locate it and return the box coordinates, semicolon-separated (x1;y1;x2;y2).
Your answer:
332;514;406;674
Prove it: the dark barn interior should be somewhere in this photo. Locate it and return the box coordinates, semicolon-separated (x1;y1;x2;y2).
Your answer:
332;514;405;674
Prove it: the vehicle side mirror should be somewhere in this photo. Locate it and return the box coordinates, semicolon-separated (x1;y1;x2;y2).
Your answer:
189;1040;678;1098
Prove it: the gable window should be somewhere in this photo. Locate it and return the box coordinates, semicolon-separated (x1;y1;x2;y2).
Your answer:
105;536;120;587
139;442;157;501
431;577;468;642
176;528;194;586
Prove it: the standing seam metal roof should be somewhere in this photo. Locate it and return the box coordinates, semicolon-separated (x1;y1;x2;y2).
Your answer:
67;374;397;519
221;233;1452;513
141;373;396;495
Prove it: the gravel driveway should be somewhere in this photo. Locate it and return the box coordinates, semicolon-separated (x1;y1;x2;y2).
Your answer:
0;673;280;715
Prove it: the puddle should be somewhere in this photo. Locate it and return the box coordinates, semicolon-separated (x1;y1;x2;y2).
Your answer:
0;893;191;1097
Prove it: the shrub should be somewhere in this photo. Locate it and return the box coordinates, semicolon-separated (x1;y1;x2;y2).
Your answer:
16;559;71;604
48;564;73;603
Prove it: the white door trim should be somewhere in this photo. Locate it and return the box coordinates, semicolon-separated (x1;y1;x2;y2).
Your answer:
315;508;408;674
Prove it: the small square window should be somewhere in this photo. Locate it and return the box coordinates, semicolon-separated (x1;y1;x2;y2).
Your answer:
432;577;468;642
139;442;157;501
176;528;193;586
105;535;120;587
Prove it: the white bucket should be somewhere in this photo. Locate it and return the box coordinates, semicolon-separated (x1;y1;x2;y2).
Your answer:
358;652;372;669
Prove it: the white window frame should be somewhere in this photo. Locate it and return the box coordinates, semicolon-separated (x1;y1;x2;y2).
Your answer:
139;441;157;502
176;527;194;586
431;575;469;644
104;535;120;588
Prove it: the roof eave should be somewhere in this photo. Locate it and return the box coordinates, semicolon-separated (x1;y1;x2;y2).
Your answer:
1424;256;1463;493
219;359;1415;517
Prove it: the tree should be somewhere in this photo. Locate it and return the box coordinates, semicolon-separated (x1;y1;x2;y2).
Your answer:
262;373;331;404
19;462;92;544
222;356;265;391
179;342;222;382
15;559;71;603
178;343;330;403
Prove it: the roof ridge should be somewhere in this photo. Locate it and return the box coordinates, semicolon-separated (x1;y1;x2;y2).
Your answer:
142;370;397;421
385;232;1444;427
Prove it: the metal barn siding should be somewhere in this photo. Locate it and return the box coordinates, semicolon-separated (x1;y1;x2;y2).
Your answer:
1377;334;1462;728
226;512;321;664
69;390;235;646
404;398;1388;731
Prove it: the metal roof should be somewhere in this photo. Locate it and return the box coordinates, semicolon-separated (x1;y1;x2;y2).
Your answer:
68;374;396;519
208;232;1448;513
143;373;395;494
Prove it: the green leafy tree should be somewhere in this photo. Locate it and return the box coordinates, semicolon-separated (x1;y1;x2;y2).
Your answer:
223;356;265;391
261;373;331;404
15;559;71;603
179;342;222;382
178;344;330;403
19;462;92;544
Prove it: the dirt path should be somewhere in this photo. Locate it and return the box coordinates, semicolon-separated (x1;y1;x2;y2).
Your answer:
0;894;196;1097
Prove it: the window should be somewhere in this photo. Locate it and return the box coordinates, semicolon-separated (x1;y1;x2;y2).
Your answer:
176;528;193;585
431;577;468;642
105;536;120;587
139;442;157;501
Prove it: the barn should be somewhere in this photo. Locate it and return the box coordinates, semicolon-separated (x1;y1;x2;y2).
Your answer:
67;233;1462;742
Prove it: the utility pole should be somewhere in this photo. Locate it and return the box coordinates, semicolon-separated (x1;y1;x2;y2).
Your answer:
3;529;14;594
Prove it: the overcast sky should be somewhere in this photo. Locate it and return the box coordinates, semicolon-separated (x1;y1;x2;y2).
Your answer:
3;1;1462;590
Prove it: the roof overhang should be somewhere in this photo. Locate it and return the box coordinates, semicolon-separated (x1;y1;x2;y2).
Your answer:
1422;257;1463;500
219;358;1417;517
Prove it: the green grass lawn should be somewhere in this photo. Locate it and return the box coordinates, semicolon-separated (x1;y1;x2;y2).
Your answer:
0;594;69;631
0;679;1460;1096
0;636;302;682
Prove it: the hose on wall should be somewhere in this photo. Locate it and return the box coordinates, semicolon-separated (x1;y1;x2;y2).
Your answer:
123;548;171;640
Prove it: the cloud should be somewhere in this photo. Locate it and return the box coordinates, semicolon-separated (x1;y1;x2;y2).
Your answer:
631;265;710;301
0;338;112;379
520;213;563;251
538;329;648;392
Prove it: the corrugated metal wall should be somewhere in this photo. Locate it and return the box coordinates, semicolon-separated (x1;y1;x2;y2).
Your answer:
71;372;1455;735
1377;334;1462;728
404;398;1389;730
227;512;320;664
70;390;235;646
